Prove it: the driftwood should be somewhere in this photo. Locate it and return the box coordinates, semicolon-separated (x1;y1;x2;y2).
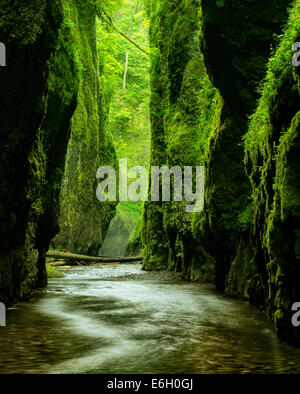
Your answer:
46;251;143;263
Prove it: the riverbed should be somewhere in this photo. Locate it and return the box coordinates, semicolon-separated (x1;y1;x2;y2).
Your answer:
1;263;300;374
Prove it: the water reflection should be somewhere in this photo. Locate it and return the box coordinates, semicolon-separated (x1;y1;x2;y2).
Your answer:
0;264;300;374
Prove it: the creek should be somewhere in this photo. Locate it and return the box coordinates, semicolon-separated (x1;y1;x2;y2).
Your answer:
1;264;300;373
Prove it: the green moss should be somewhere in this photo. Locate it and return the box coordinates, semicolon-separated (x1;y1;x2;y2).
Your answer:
35;1;80;288
244;0;300;343
46;263;64;278
143;0;287;285
143;0;299;344
143;0;218;273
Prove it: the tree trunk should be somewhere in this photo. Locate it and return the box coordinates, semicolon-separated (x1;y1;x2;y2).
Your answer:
46;251;143;263
123;51;129;91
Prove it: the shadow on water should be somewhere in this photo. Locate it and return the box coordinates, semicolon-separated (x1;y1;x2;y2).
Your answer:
1;264;300;374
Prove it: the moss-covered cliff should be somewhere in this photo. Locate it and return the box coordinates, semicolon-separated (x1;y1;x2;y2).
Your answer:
195;0;290;293
52;0;117;255
0;0;69;304
143;0;219;275
143;0;299;343
0;0;116;304
34;4;80;288
244;1;300;343
143;0;288;278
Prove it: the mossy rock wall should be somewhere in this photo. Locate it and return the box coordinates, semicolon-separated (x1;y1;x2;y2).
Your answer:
196;0;290;291
0;0;115;304
244;0;300;343
34;0;80;288
143;0;288;279
52;0;117;256
0;0;74;304
144;0;300;343
143;0;219;277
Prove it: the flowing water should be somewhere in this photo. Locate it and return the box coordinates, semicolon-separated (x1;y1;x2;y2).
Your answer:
1;263;300;374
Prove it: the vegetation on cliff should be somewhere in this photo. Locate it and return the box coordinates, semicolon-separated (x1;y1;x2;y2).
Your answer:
141;0;299;343
0;0;67;304
244;0;300;342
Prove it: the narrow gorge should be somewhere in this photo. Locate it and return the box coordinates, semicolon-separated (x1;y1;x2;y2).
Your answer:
0;0;299;375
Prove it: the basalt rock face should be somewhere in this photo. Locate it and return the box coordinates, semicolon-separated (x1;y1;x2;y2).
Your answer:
52;0;117;256
34;1;80;288
143;0;219;276
0;0;115;304
244;1;300;343
0;0;72;304
198;0;290;293
144;0;300;343
143;0;288;278
200;0;300;343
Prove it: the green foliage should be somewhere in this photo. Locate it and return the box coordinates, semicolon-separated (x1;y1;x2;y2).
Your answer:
96;0;151;169
95;0;151;255
216;0;225;8
88;0;125;15
0;0;51;45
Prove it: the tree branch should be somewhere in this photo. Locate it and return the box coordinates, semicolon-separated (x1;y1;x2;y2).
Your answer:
95;6;149;56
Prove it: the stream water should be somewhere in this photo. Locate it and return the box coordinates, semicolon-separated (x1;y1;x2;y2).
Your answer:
1;263;300;374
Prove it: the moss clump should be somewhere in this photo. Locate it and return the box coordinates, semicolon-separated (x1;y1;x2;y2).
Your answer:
46;264;64;278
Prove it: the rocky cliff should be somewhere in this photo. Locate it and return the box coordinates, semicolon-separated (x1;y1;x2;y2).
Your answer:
143;0;300;343
0;0;116;304
0;0;68;304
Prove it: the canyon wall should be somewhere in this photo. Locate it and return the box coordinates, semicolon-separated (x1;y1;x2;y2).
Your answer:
0;0;116;304
143;0;300;343
0;0;68;304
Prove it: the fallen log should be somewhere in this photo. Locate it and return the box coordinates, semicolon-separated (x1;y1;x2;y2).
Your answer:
46;251;143;263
